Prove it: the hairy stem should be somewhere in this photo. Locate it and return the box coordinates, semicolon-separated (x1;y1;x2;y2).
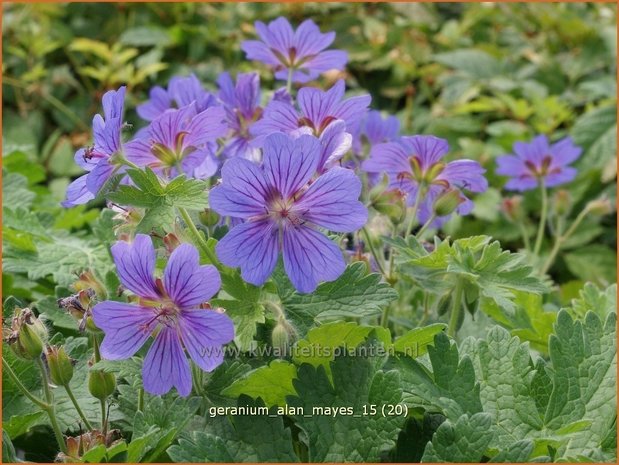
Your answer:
406;187;424;236
178;206;221;269
447;280;464;338
2;357;49;410
416;214;436;239
541;206;590;275
533;179;548;256
36;358;67;453
64;384;94;430
361;226;387;277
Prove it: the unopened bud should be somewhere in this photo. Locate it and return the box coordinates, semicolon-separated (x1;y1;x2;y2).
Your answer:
370;188;407;224
46;346;75;386
586;196;613;216
163;233;181;254
199;209;220;227
271;317;296;356
3;308;47;360
58;289;98;333
88;369;116;400
433;189;464;217
74;271;106;299
552;189;572;217
501;196;525;223
436;293;451;316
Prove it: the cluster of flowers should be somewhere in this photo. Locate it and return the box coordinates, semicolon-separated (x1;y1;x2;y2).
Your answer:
61;17;582;396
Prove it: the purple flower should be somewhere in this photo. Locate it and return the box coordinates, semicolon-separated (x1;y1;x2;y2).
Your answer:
137;74;217;122
92;234;234;397
125;104;228;179
352;110;400;155
63;87;127;207
217;72;263;161
362;135;487;226
210;133;367;293
242;17;347;83
496;135;582;191
251;80;369;170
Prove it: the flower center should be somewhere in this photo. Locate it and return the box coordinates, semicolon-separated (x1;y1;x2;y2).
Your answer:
150;131;195;169
298;115;337;136
525;155;555;177
268;194;305;227
398;156;448;187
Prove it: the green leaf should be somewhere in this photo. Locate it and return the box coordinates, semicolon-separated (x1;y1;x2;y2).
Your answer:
286;343;405;461
211;299;264;352
273;263;398;336
564;245;617;287
395;332;482;421
167;396;298;462
107;168;208;233
544;311;617;458
393;323;446;357
567;283;616;321
390;414;445;462
221;361;297;408
572;104;617;169
3;173;35;210
421;412;494;462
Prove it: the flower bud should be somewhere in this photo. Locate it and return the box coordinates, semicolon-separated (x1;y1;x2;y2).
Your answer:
586;196;613;216
433;189;464;217
74;271;107;299
199;209;220;227
370;188;407;224
58;429;121;463
46;346;75;386
58;289;99;333
501;196;525;223
271;317;296;356
88;369;116;400
552;189;572;217
436;293;452;316
3;308;47;360
163;232;181;254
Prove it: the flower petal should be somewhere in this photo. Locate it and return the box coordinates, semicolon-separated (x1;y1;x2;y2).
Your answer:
297;80;345;128
111;234;159;299
317;120;352;170
163;243;221;308
282;225;346;293
250;100;299;143
401;135;449;168
62;175;94;207
143;326;192;397
362;141;410;174
179;309;234;372
137;86;171;121
185;106;228;147
216;219;279;287
293;19;335;57
549;136;582;166
437;160;488;193
263;133;321;198
86;159;117;195
92;301;155;360
296;167;367;232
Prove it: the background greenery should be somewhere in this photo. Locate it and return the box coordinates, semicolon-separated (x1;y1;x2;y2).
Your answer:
2;2;617;462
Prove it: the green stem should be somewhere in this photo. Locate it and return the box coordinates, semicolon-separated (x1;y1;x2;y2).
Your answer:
92;333;101;363
36;358;67;454
406;187;424;236
137;387;145;413
100;399;108;435
541;206;590;275
286;67;294;95
416;214;436;239
380;303;392;328
361;226;387;277
3;76;89;131
2;357;49;410
447;280;464;338
533;179;548;256
518;222;531;251
178;206;221;269
64;384;94;430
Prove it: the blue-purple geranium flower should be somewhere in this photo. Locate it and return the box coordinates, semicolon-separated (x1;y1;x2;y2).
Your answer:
495;135;582;191
217;71;262;161
352;110;400;155
63;86;127;207
137;74;217;122
362;135;488;226
242;17;347;83
251;80;369;170
92;234;234;397
125;103;228;179
210;133;367;293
